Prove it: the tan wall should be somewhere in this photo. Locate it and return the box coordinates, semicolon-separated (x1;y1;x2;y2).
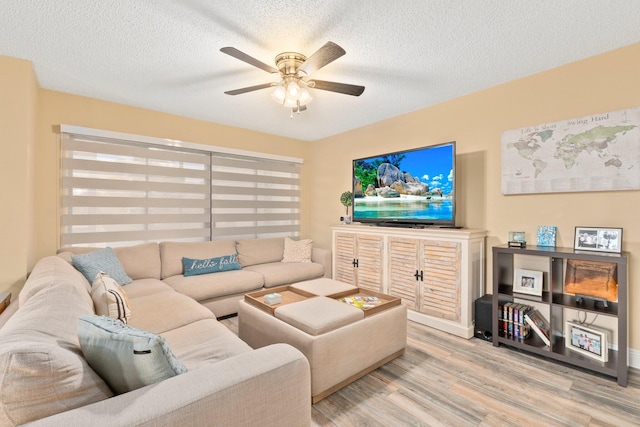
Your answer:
0;56;37;295
308;42;640;348
2;43;639;346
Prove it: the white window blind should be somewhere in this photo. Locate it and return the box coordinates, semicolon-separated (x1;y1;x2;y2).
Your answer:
60;129;301;247
211;154;300;239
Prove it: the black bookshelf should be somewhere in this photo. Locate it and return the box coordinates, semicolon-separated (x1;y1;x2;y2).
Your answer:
491;244;628;386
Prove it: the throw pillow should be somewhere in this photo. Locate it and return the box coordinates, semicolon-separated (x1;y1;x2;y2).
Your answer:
72;247;133;285
282;236;313;263
182;254;242;276
77;315;188;395
91;272;132;324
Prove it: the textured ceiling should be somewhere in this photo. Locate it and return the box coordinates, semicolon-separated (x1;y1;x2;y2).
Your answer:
2;1;640;141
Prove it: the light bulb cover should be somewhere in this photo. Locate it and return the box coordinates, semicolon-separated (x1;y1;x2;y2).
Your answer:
298;88;312;106
286;81;300;99
283;97;298;108
270;85;286;104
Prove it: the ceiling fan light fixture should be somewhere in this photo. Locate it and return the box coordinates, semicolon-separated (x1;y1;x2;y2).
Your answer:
222;42;364;115
286;81;300;99
270;85;286;104
298;87;312;106
283;97;298;108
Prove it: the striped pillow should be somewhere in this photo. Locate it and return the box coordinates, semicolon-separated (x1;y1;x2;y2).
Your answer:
91;272;131;324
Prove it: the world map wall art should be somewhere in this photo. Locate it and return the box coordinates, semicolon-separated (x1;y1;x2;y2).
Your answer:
501;107;640;195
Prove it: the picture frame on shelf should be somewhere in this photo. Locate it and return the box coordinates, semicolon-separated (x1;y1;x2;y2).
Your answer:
574;226;622;254
564;259;618;303
513;268;543;296
508;231;526;248
564;321;608;362
537;225;556;247
509;231;525;242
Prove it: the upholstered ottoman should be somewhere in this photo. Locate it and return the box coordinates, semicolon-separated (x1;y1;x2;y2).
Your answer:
238;279;407;403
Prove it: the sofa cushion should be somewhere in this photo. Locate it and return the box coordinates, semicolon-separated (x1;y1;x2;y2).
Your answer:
19;256;92;307
91;272;132;324
163;269;264;302
113;242;162;280
78;315;188;395
126;292;216;334
274;297;364;336
183;254;241;277
0;257;113;426
72;247;133;285
123;278;176;299
160;240;237;279
244;262;325;288
162;319;252;370
0;342;114;426
236;237;284;267
282;236;313;263
58;243;162;280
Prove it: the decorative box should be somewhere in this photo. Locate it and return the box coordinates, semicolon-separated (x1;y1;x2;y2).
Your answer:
264;293;282;305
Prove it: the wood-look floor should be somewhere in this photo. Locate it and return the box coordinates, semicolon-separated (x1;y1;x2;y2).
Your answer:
220;316;640;426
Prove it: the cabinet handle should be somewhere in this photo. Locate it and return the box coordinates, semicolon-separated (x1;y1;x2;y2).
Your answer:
352;259;359;268
414;270;423;281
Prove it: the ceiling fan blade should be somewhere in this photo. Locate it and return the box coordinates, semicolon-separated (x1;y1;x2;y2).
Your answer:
220;47;278;74
298;42;346;75
224;83;273;95
310;80;365;96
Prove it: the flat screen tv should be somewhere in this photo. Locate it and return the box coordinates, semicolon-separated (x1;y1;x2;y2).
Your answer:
352;141;456;227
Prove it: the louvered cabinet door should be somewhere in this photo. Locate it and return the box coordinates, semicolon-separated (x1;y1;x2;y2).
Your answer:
334;232;357;285
333;224;487;339
354;234;384;292
420;240;461;321
388;238;420;310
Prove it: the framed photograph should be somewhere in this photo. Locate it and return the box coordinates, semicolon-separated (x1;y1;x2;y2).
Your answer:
508;231;525;243
564;321;608;362
513;268;543;296
564;259;618;302
574;227;622;253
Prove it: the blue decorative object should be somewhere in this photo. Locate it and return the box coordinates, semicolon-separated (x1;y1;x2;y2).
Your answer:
182;254;241;276
537;226;557;247
77;315;187;394
72;247;132;285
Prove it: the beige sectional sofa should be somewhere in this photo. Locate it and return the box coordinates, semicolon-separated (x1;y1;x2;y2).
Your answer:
60;237;331;318
0;237;329;426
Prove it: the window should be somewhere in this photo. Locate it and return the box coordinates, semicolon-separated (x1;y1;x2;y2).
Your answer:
211;154;301;239
60;127;301;247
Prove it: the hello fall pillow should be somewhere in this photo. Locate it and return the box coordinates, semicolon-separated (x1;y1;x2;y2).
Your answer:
182;254;242;276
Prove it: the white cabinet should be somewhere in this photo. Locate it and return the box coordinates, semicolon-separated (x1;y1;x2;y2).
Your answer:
389;238;462;321
332;224;486;338
333;231;384;292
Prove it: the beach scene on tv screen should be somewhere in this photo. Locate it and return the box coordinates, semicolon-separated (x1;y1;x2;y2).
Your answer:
353;145;454;222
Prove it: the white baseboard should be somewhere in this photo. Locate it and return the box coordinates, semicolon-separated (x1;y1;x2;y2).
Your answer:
629;347;640;369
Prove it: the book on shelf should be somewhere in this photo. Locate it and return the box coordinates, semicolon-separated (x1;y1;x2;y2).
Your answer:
513;304;520;338
524;308;551;346
499;302;531;340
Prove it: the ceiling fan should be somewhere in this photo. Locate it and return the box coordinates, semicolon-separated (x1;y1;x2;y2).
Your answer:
220;41;365;116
